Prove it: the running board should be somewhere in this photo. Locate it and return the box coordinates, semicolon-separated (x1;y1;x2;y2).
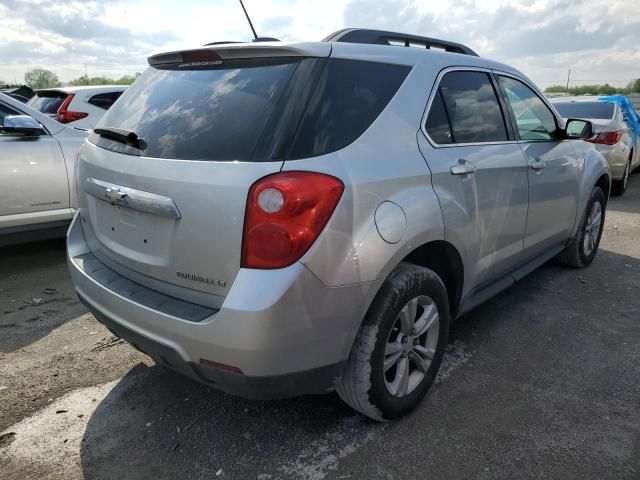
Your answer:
457;245;564;318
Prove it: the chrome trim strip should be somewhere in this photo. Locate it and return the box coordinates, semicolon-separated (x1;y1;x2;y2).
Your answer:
85;178;181;219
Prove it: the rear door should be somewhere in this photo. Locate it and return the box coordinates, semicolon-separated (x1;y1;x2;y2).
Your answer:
496;75;580;253
0;101;70;222
420;69;529;286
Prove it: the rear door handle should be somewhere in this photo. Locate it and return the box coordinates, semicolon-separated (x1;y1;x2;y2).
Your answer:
530;159;546;170
450;159;476;176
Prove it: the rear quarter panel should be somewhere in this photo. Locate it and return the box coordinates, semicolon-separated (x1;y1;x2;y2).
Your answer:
285;59;446;288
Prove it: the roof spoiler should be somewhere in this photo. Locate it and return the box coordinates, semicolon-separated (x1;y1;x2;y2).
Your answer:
323;28;478;56
148;43;331;68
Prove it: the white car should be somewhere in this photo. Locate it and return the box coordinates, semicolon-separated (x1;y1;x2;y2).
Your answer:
27;85;127;130
0;93;87;245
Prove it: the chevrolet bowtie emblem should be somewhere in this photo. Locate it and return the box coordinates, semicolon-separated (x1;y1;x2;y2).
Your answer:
105;188;127;204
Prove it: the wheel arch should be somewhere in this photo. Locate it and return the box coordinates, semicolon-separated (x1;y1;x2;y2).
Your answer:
402;240;464;318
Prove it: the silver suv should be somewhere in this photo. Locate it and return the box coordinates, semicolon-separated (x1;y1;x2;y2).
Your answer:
67;29;609;420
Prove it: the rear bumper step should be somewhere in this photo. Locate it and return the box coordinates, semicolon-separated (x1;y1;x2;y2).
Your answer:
72;252;216;323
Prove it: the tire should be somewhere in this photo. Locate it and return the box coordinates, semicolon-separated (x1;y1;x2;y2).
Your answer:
335;262;450;421
611;158;630;196
556;186;606;268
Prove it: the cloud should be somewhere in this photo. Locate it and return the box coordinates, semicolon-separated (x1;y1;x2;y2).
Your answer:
0;0;638;88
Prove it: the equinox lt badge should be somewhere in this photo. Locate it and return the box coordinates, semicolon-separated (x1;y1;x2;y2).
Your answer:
176;271;227;287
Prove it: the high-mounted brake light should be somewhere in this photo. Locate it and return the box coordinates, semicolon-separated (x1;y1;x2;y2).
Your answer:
57;94;88;124
585;131;623;145
241;172;344;269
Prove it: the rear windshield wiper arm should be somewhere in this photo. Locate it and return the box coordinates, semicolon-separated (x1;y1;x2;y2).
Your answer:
94;127;147;150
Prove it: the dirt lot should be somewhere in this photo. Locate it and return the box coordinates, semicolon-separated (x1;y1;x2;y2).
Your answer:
1;175;639;480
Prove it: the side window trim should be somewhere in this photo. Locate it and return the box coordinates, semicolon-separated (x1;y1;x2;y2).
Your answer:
421;66;517;148
493;71;562;143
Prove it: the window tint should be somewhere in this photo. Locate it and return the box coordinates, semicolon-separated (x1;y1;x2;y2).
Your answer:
552;101;615;120
88;91;123;110
289;59;411;158
0;103;20;135
498;76;557;141
27;91;67;114
436;71;507;144
92;59;299;161
425;91;452;144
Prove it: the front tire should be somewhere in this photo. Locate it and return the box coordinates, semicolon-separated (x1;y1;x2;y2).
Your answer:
336;263;450;421
556;186;606;268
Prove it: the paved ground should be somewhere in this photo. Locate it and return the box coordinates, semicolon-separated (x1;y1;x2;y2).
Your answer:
1;174;639;480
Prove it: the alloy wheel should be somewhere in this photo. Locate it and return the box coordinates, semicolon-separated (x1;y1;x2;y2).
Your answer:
583;200;603;256
383;295;439;397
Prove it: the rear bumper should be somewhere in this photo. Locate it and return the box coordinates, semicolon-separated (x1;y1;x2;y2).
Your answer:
67;214;380;398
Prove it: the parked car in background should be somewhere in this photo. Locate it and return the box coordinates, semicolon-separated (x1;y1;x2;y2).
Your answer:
0;85;34;103
0;93;86;246
27;85;127;130
68;29;609;420
551;96;640;195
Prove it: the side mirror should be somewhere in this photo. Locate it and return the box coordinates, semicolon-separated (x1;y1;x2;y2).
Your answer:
564;118;593;140
3;115;45;137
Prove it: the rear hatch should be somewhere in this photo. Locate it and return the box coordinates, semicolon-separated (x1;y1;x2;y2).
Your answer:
76;42;410;306
77;44;331;305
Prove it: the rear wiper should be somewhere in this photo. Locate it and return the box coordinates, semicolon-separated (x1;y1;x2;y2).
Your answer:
94;127;147;150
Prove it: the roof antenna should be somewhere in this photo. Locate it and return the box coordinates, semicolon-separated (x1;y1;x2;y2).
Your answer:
238;0;258;41
237;0;279;42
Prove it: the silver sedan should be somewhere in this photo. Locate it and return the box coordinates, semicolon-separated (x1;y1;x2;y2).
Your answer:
552;96;640;196
0;93;87;245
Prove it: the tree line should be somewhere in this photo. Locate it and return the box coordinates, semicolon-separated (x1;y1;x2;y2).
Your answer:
2;68;141;90
545;79;640;96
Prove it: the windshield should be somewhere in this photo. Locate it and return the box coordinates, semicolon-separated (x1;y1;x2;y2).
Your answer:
553;101;615;120
92;59;299;161
27;91;67;114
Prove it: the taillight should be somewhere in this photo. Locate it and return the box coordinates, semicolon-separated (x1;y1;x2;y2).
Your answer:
57;94;88;124
241;172;344;269
585;131;623;145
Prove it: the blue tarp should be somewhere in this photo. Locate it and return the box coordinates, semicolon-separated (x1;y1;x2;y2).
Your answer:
599;95;640;146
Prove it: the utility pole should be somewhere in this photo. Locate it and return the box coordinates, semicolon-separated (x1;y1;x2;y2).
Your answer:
565;68;571;96
84;64;89;85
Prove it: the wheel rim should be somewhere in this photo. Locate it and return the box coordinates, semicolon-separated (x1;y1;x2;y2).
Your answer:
383;295;439;398
583;200;602;256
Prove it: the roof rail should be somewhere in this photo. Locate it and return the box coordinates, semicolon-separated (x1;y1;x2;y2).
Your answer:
322;28;478;56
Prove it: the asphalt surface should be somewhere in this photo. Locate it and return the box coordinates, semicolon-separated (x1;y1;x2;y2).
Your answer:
1;174;639;480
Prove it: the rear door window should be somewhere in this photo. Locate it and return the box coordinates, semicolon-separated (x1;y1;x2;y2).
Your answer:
424;91;453;144
288;59;411;158
431;71;508;144
28;91;67;114
498;76;558;141
88;91;123;110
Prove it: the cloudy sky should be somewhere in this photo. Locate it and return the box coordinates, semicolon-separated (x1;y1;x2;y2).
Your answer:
1;0;639;88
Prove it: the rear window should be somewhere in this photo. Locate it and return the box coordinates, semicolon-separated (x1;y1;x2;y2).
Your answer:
28;91;67;114
92;59;299;161
553;101;615;120
90;57;410;162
